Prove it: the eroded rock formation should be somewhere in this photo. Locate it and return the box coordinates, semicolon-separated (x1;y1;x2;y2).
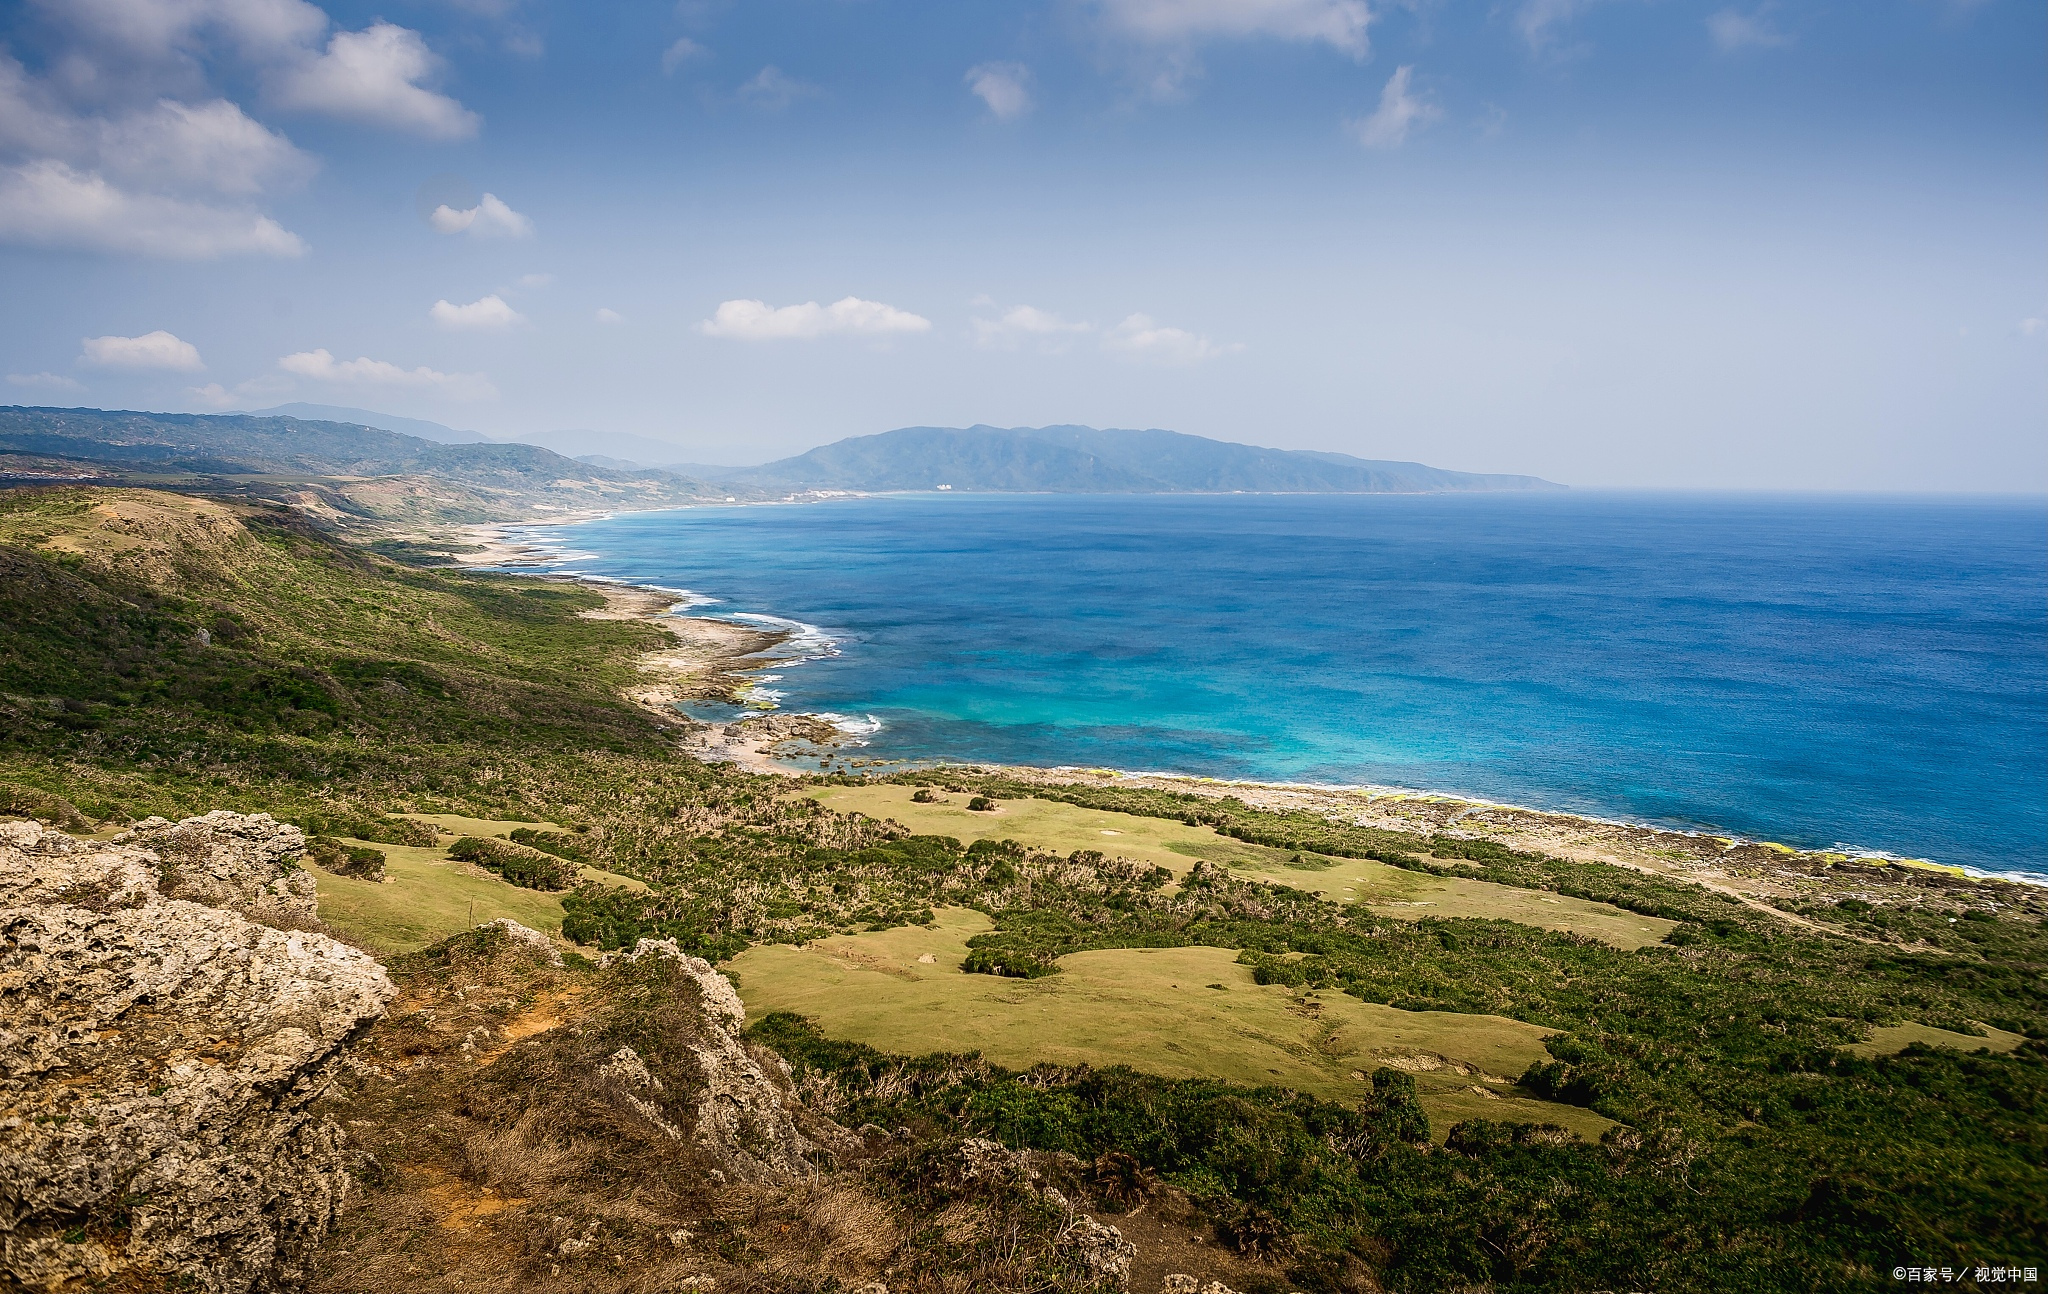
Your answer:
616;936;833;1179
0;815;395;1293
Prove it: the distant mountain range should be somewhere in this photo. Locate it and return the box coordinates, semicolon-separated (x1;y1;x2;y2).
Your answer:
0;406;734;527
241;407;1557;495
1;408;1560;526
242;403;495;445
718;425;1561;494
243;405;715;471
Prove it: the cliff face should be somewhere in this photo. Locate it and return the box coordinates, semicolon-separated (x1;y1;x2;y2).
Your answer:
0;815;395;1293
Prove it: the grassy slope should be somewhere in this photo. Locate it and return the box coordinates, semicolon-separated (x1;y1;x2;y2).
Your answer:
730;907;1617;1140
809;784;1679;949
4;484;2045;1293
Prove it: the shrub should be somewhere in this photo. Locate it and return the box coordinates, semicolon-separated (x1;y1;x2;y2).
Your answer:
447;835;579;891
0;781;91;831
968;796;996;812
508;826;589;861
305;834;387;881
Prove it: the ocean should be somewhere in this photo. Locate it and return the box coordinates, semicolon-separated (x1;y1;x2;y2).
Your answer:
524;492;2048;879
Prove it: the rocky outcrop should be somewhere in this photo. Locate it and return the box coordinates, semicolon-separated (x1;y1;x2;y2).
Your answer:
122;811;319;926
481;916;564;967
0;816;395;1293
618;937;822;1180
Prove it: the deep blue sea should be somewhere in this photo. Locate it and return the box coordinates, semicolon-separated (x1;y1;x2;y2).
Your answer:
524;493;2048;879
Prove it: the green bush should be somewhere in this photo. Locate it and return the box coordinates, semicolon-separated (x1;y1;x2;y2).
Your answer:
305;834;387;881
447;835;579;891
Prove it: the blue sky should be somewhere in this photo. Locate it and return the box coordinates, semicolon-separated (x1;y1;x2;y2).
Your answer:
1;0;2041;488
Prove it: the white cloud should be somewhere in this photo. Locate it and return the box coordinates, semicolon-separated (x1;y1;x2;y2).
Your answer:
1348;65;1437;149
271;23;480;139
7;371;86;391
80;330;205;371
2020;317;2046;337
0;56;313;257
0;160;305;258
429;294;525;331
428;192;532;237
965;62;1034;121
1101;313;1241;364
515;272;554;289
594;308;624;324
39;0;329;76
92;97;315;197
187;381;240;407
1098;0;1374;56
971;304;1091;350
737;66;822;111
278;348;496;398
1707;8;1790;52
700;297;932;341
661;37;707;74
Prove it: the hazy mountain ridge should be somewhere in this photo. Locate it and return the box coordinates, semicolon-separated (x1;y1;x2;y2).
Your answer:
0;406;735;526
727;425;1562;494
241;403;496;445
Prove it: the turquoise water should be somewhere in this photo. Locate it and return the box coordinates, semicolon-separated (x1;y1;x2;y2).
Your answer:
527;492;2047;879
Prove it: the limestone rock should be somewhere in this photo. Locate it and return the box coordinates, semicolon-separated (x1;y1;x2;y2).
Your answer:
959;1136;1024;1185
122;811;318;926
1163;1279;1243;1294
620;938;818;1180
0;819;160;910
1059;1213;1137;1285
1;817;395;1293
480;916;564;967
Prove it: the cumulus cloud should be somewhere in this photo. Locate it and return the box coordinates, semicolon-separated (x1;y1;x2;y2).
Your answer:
661;37;708;74
0;55;313;257
80;330;205;371
428;193;532;237
700;297;931;341
1;3;481;257
971;303;1091;350
271;22;480;139
965;62;1034;121
1098;0;1374;56
39;0;329;77
737;66;822;111
1101;313;1241;364
80;97;313;197
1348;65;1436;149
7;371;86;391
430;294;525;331
0;159;306;257
1707;8;1791;52
278;348;496;398
594;308;624;324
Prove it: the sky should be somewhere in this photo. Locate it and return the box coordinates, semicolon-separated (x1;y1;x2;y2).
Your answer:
0;0;2041;489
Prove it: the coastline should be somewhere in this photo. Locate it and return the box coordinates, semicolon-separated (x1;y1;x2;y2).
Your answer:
451;518;876;777
450;515;2045;891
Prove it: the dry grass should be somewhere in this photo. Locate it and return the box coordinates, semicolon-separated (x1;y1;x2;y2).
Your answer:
303;927;1127;1294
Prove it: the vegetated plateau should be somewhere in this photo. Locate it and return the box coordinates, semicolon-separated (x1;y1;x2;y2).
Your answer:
1;482;2043;1294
